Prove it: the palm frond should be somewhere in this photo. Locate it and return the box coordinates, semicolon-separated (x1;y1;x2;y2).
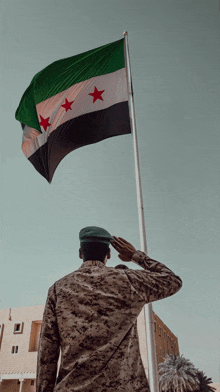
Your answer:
158;354;200;392
196;370;216;392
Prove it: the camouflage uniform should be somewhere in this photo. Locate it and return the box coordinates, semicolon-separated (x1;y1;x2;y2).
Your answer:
36;251;182;392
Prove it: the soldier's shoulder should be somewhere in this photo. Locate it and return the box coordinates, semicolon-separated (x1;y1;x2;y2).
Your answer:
105;265;132;277
51;270;78;287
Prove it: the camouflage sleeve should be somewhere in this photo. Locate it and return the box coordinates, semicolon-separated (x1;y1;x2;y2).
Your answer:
124;251;182;303
36;284;60;392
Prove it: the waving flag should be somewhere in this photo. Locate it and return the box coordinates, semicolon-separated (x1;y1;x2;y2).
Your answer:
15;38;131;182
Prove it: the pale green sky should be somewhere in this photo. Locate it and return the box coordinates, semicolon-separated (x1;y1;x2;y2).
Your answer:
1;0;219;382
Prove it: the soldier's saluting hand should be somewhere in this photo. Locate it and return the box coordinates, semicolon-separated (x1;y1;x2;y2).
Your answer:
111;236;137;261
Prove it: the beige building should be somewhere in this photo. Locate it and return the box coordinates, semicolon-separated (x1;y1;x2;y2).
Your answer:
210;384;220;392
0;305;179;391
0;306;43;392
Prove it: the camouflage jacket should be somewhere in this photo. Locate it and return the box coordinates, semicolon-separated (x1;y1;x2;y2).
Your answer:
36;251;182;392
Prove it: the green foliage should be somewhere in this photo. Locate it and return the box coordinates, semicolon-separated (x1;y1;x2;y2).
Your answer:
158;354;199;392
196;370;216;392
158;354;216;392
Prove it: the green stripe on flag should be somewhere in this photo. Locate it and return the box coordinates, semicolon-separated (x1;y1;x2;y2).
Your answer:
16;83;40;132
16;39;125;132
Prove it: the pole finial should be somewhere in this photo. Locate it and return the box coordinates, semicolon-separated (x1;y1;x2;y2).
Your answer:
123;31;128;36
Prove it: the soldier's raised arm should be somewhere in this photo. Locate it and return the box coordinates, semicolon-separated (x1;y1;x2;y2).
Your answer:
112;237;182;303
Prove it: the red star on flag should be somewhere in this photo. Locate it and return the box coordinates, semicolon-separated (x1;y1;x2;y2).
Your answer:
89;86;105;103
61;98;74;112
39;115;51;131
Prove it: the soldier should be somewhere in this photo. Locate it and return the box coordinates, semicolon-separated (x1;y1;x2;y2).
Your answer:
36;226;182;392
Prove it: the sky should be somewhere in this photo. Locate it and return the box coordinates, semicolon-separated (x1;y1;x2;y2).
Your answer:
1;0;219;383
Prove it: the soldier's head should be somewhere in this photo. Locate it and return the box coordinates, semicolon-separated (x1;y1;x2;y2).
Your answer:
79;226;113;265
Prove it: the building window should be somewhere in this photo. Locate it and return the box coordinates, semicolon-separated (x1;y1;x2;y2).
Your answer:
159;326;162;336
11;345;18;354
31;380;35;386
154;322;156;332
13;322;23;334
159;347;162;356
163;330;166;337
29;321;42;352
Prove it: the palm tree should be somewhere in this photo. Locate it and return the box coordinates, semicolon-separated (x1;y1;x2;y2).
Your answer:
158;354;200;392
196;370;216;392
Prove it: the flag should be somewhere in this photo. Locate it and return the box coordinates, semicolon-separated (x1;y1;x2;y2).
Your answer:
15;38;131;182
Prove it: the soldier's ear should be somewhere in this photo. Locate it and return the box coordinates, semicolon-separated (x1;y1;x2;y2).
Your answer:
107;249;111;259
79;249;83;259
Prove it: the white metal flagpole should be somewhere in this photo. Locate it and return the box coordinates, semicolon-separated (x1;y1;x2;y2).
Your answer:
123;31;159;392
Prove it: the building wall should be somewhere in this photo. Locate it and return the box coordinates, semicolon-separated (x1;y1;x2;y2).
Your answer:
0;306;44;377
137;307;149;375
0;379;36;392
210;384;220;392
153;311;179;366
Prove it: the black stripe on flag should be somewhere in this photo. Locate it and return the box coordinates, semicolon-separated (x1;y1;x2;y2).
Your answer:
28;102;131;182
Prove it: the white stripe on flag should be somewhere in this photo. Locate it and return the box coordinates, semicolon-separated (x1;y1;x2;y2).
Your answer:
36;68;128;134
22;126;44;158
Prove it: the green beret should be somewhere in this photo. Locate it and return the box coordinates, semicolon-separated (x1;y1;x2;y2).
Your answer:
79;226;114;245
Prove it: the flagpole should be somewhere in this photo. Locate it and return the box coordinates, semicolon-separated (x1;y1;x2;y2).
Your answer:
123;31;159;392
